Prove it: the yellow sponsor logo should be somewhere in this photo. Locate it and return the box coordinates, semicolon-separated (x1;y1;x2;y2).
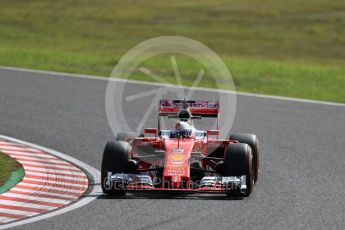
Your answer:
171;153;185;161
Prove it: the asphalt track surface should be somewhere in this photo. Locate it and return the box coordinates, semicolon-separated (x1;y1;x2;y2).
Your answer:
0;68;344;230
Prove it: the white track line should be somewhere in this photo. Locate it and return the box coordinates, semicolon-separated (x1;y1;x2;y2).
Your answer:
0;135;101;230
17;166;64;173
15;160;77;169
0;66;344;107
21;177;87;186
24;169;86;178
20;179;87;188
2;151;58;159
2;194;70;205
18;163;82;172
0;201;57;211
24;172;87;182
9;188;78;200
0;209;35;217
0;146;41;152
4;155;69;164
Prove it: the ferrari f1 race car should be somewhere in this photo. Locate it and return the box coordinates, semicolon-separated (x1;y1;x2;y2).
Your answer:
101;100;259;197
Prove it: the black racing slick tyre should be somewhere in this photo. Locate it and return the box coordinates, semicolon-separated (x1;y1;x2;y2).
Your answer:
230;133;259;183
116;132;144;141
224;143;254;197
101;141;131;196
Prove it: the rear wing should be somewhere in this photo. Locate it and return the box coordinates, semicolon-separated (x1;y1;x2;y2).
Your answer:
159;100;219;118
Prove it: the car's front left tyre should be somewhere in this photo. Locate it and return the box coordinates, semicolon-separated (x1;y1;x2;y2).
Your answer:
223;143;254;197
230;133;259;183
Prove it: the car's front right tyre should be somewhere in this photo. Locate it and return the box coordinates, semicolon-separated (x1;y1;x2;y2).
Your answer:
101;140;131;196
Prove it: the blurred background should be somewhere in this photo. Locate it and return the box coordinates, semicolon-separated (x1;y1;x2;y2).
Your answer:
0;0;344;102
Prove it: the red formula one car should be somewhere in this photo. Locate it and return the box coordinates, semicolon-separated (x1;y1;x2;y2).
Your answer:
101;100;259;197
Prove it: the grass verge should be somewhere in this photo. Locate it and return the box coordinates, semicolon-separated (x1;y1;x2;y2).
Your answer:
0;152;24;192
0;0;344;102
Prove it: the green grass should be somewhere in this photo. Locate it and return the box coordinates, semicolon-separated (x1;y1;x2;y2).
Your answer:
0;0;344;102
0;152;22;187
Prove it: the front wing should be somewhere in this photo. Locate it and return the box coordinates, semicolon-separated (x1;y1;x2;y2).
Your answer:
103;173;248;194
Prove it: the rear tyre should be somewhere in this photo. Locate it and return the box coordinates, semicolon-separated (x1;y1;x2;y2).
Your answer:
116;132;144;141
230;133;259;183
101;141;131;196
223;143;254;197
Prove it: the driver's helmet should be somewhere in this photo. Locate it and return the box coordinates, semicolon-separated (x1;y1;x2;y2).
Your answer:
173;121;192;138
175;121;191;131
